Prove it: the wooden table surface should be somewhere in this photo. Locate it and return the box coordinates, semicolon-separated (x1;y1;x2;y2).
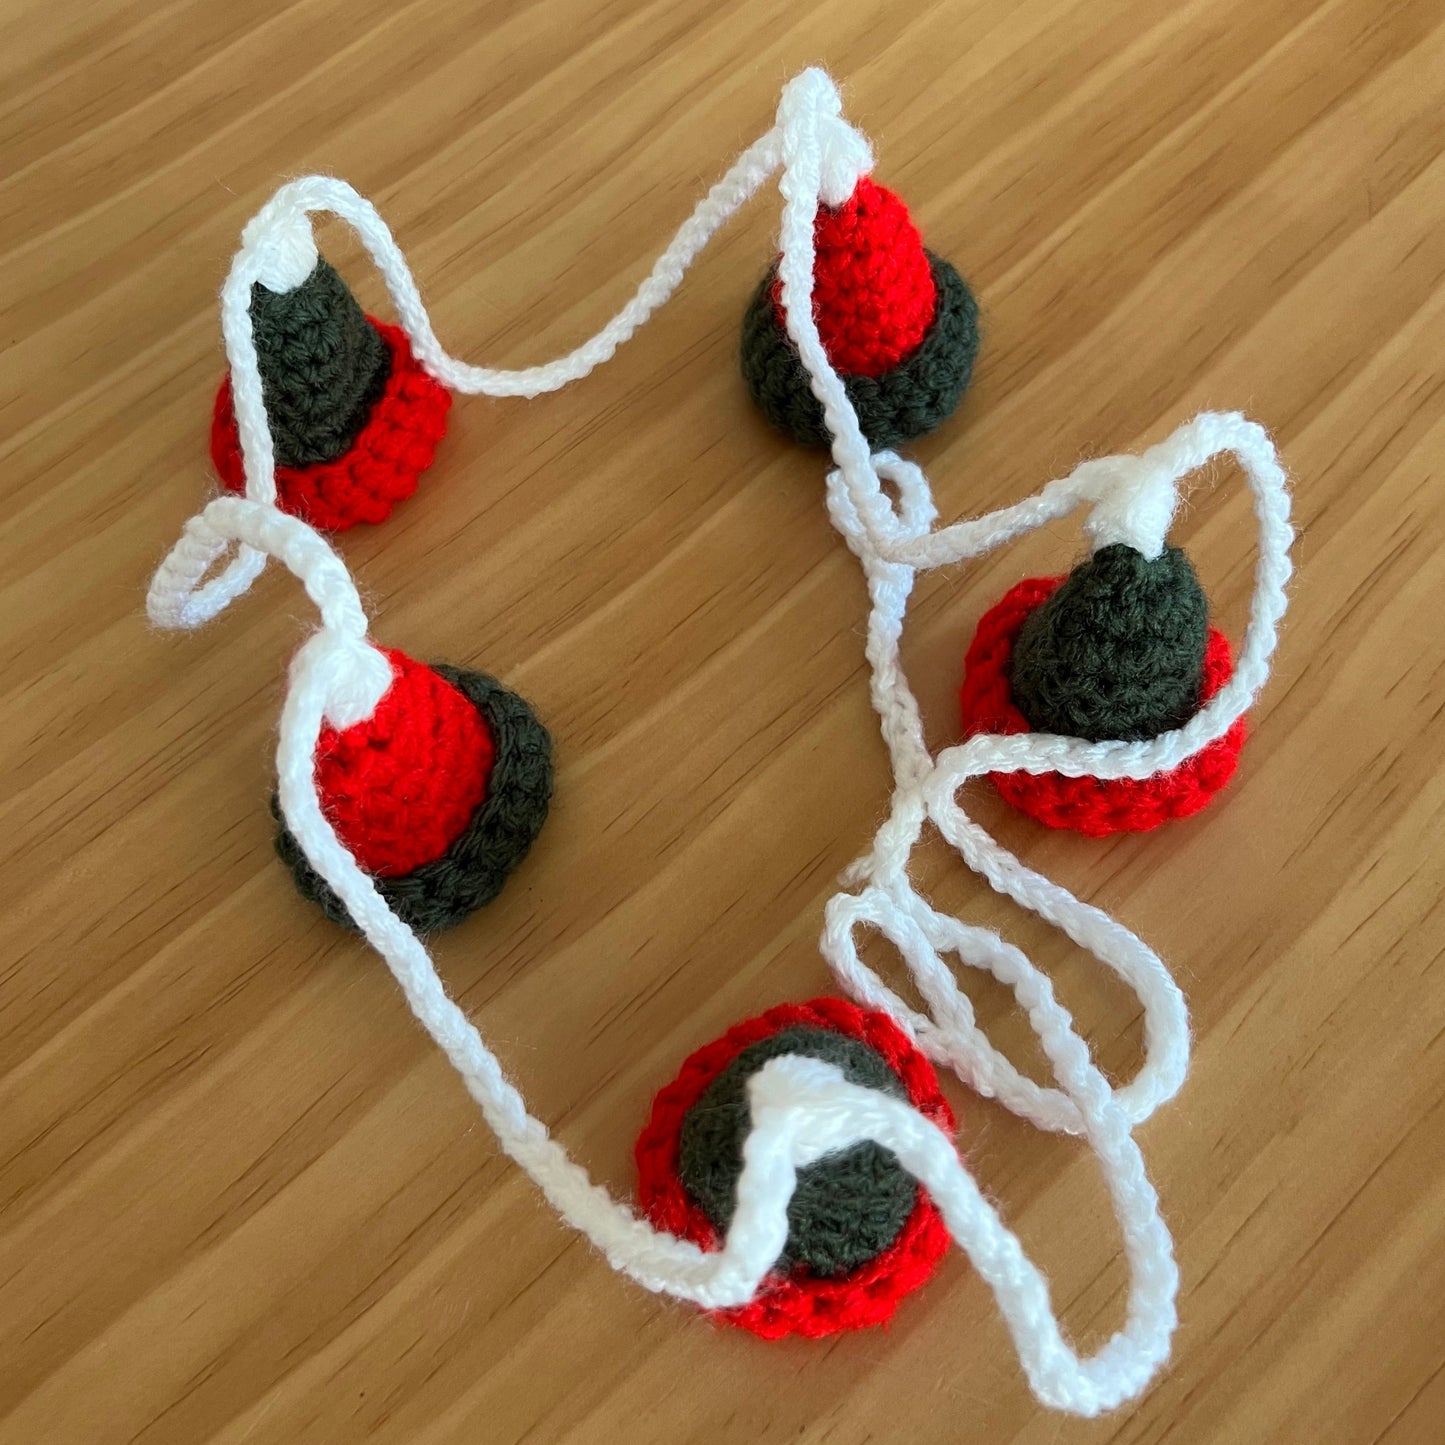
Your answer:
4;1;1445;1441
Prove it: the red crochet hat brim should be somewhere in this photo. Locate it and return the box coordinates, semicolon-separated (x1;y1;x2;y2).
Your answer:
635;996;955;1340
210;319;451;531
959;576;1246;836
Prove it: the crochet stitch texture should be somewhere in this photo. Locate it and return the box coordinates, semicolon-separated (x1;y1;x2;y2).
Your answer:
742;253;978;449
677;1025;916;1278
786;178;937;376
636;996;955;1339
249;258;391;467
212;320;451;531
740;177;978;449
1010;544;1209;742
276;661;553;932
961;576;1246;834
310;648;493;878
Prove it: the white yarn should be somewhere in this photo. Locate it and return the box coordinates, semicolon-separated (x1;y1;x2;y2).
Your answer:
812;413;1293;1137
148;68;1298;1415
147;487;1177;1415
200;77;873;614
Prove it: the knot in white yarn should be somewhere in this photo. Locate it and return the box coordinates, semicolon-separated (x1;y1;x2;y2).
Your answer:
745;1054;852;1148
290;629;393;731
778;68;874;206
825;452;937;560
239;190;319;293
871;453;937;543
1075;453;1179;560
816;116;873;206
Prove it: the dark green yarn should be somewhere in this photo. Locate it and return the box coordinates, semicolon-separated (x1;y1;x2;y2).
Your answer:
1010;544;1210;742
250;257;390;468
275;668;553;934
739;252;980;450
678;1026;917;1278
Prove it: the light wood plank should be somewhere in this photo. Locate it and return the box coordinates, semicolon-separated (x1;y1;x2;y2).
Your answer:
2;1;1443;1440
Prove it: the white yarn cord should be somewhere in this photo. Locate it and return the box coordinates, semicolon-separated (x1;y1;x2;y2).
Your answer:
809;416;1293;1136
142;72;1215;1414
147;487;1177;1415
197;71;874;619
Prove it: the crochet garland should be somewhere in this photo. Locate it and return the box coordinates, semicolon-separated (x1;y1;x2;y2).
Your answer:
148;70;1294;1419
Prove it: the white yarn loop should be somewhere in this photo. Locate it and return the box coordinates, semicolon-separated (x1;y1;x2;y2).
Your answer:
206;69;873;611
147;495;392;724
146;69;1298;1416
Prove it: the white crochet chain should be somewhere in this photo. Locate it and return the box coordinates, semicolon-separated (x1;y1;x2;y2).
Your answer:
148;70;1294;1417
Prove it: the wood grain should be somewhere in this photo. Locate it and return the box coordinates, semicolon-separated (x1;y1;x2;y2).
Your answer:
3;1;1444;1440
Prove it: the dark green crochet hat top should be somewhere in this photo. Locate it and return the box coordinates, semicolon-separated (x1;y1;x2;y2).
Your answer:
249;257;390;468
1010;543;1209;742
677;1025;917;1278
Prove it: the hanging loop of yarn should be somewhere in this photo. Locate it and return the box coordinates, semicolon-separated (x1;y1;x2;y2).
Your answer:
144;70;1297;1416
146;495;393;727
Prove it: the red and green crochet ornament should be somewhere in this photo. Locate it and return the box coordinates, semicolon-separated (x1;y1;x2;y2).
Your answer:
274;648;553;933
211;258;451;530
959;542;1246;835
741;177;980;448
636;996;956;1339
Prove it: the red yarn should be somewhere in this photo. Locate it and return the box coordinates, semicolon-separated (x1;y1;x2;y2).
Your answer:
314;648;494;877
635;996;955;1339
770;178;937;377
959;577;1246;836
212;320;451;531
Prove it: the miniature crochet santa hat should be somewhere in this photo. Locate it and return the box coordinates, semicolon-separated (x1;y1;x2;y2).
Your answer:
959;506;1246;836
636;996;956;1339
210;251;450;531
275;648;553;933
741;175;980;448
